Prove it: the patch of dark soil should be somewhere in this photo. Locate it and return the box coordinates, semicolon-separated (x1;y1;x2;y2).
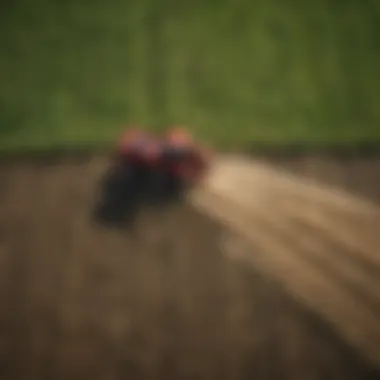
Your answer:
248;142;380;159
240;265;380;380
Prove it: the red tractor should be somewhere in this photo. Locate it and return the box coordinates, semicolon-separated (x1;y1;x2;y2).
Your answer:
94;126;212;227
116;126;211;186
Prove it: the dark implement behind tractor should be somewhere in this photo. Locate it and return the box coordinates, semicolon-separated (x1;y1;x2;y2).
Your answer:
93;127;211;228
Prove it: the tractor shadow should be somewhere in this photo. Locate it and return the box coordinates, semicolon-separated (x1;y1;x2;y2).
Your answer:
92;162;186;229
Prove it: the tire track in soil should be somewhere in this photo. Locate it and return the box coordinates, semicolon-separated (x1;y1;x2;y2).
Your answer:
0;157;378;380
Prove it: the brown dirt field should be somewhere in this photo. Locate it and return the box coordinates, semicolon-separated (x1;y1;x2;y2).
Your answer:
258;154;380;204
0;155;379;380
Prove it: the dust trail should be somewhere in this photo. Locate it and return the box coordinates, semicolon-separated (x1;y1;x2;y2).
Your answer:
191;156;380;364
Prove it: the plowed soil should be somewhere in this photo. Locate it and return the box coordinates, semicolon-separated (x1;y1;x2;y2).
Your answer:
260;154;380;203
0;155;378;380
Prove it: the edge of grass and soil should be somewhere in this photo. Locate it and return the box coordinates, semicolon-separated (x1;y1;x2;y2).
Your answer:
0;139;379;164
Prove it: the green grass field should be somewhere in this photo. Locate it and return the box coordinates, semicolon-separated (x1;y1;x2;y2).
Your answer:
1;0;379;151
